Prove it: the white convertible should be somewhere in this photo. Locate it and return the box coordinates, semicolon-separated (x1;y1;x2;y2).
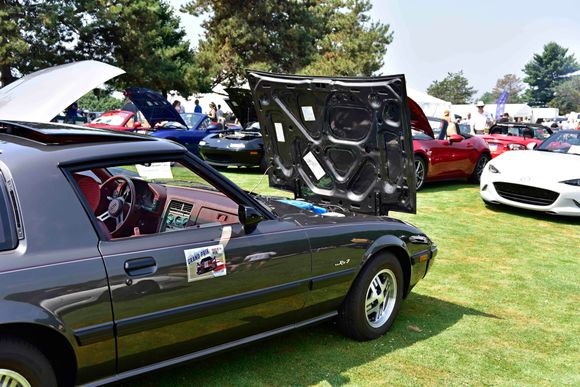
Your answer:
480;130;580;216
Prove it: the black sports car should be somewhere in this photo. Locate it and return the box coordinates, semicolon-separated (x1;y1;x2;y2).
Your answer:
0;62;436;386
199;88;266;170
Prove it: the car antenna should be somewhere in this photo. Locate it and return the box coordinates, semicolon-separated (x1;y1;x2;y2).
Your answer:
249;166;272;195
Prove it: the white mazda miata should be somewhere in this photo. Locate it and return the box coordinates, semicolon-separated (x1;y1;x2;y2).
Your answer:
480;130;580;216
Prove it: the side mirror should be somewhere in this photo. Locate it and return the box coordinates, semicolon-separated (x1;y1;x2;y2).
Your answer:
238;205;264;232
526;142;537;150
449;134;463;143
133;121;142;129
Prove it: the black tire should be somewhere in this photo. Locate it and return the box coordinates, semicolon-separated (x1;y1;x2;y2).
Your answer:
469;153;490;183
337;252;404;341
0;335;57;387
414;156;427;191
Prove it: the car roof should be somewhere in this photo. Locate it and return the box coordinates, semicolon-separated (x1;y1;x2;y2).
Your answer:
0;120;185;174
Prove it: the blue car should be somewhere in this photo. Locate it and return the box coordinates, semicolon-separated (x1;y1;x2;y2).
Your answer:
125;88;230;155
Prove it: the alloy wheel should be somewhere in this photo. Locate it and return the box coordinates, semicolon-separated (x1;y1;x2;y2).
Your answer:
0;369;32;387
365;269;397;328
414;159;425;189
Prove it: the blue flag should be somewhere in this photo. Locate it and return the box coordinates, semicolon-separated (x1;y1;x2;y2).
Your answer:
495;91;508;120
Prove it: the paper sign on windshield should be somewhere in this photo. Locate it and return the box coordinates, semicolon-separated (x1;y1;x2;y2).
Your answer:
136;162;173;180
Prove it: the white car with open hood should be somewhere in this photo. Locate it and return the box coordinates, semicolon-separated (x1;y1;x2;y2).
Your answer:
480;130;580;216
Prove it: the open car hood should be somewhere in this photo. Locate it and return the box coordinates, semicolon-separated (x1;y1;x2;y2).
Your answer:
0;60;125;122
124;87;187;128
246;70;416;215
224;88;258;127
408;97;434;137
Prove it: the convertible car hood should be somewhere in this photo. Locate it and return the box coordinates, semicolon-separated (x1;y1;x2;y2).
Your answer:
0;60;125;122
124;87;187;128
246;70;416;215
224;88;258;127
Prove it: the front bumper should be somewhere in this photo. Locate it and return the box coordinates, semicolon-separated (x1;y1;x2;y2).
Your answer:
480;171;580;216
199;146;263;167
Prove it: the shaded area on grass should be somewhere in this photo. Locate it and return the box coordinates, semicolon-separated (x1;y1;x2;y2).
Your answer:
121;294;498;386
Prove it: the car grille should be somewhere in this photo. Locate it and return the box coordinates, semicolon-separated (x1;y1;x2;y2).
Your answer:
494;182;559;206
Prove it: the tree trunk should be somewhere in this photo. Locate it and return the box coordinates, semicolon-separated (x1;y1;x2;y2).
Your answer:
0;65;16;87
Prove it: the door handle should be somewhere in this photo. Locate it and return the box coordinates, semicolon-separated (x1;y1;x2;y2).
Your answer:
124;257;157;277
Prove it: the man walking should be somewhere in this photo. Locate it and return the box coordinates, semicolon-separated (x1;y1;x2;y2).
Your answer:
472;101;493;134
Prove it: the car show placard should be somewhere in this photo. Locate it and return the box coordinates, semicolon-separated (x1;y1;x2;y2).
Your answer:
184;244;226;282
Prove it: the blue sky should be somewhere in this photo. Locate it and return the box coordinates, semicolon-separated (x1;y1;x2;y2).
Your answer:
169;0;580;97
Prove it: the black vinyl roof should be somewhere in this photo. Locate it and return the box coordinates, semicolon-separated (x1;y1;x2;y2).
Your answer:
0;120;154;145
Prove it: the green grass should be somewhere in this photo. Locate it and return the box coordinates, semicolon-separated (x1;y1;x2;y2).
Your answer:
123;171;580;386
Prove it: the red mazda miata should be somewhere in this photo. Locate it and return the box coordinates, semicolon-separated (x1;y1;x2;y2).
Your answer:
408;99;491;190
481;122;552;158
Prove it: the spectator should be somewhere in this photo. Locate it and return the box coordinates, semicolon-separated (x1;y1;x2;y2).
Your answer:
216;104;224;123
460;112;473;134
64;101;78;124
194;99;202;114
472;101;493;134
172;100;182;113
443;109;451;123
208;102;218;122
498;112;510;123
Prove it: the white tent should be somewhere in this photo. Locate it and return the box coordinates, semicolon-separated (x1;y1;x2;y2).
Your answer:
451;104;532;120
408;88;451;117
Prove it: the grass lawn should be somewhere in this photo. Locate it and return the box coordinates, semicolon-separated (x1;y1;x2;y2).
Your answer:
124;169;579;386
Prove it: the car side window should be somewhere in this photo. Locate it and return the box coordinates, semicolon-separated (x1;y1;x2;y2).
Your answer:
69;159;241;240
0;178;18;251
198;118;210;131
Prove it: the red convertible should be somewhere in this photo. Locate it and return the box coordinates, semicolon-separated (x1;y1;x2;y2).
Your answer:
482;122;552;158
85;110;147;131
409;99;491;190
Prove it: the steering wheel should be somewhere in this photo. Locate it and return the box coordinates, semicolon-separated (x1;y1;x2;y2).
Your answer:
97;175;138;238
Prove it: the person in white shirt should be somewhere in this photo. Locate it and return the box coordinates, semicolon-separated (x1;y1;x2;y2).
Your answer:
471;101;493;134
460;112;473;134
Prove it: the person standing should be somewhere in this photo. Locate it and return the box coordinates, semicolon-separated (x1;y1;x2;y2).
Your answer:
216;104;224;123
64;101;78;124
208;102;218;122
194;99;202;114
460;112;473;134
472;101;493;134
172;100;182;113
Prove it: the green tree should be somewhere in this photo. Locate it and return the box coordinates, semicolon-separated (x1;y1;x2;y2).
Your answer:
183;0;392;88
0;0;80;85
522;42;579;106
77;0;197;97
426;71;476;104
479;91;495;104
299;0;393;76
77;90;123;112
491;74;525;103
549;76;580;114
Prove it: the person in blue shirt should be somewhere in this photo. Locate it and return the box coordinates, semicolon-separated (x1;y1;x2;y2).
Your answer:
64;102;78;124
194;99;202;113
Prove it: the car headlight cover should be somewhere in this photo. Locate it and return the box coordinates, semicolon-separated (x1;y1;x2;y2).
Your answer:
488;164;500;174
561;178;580;186
199;140;207;146
229;143;245;149
507;143;526;151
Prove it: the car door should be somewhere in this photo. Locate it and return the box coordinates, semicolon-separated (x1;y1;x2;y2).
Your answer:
96;161;311;372
449;136;476;176
428;138;461;178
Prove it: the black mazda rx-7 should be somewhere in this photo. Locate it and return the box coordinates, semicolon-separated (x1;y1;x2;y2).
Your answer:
0;62;436;386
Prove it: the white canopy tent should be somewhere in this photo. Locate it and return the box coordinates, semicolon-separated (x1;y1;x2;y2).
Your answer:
407;88;451;117
451;104;532;120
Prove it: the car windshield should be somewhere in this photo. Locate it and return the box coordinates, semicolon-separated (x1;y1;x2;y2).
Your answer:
91;112;130;126
428;119;443;138
180;113;207;129
108;163;216;189
537;131;580;155
411;129;433;140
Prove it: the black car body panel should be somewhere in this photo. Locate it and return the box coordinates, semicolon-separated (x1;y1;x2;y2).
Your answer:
224;88;258;127
246;70;416;215
124;87;188;128
0;89;433;385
